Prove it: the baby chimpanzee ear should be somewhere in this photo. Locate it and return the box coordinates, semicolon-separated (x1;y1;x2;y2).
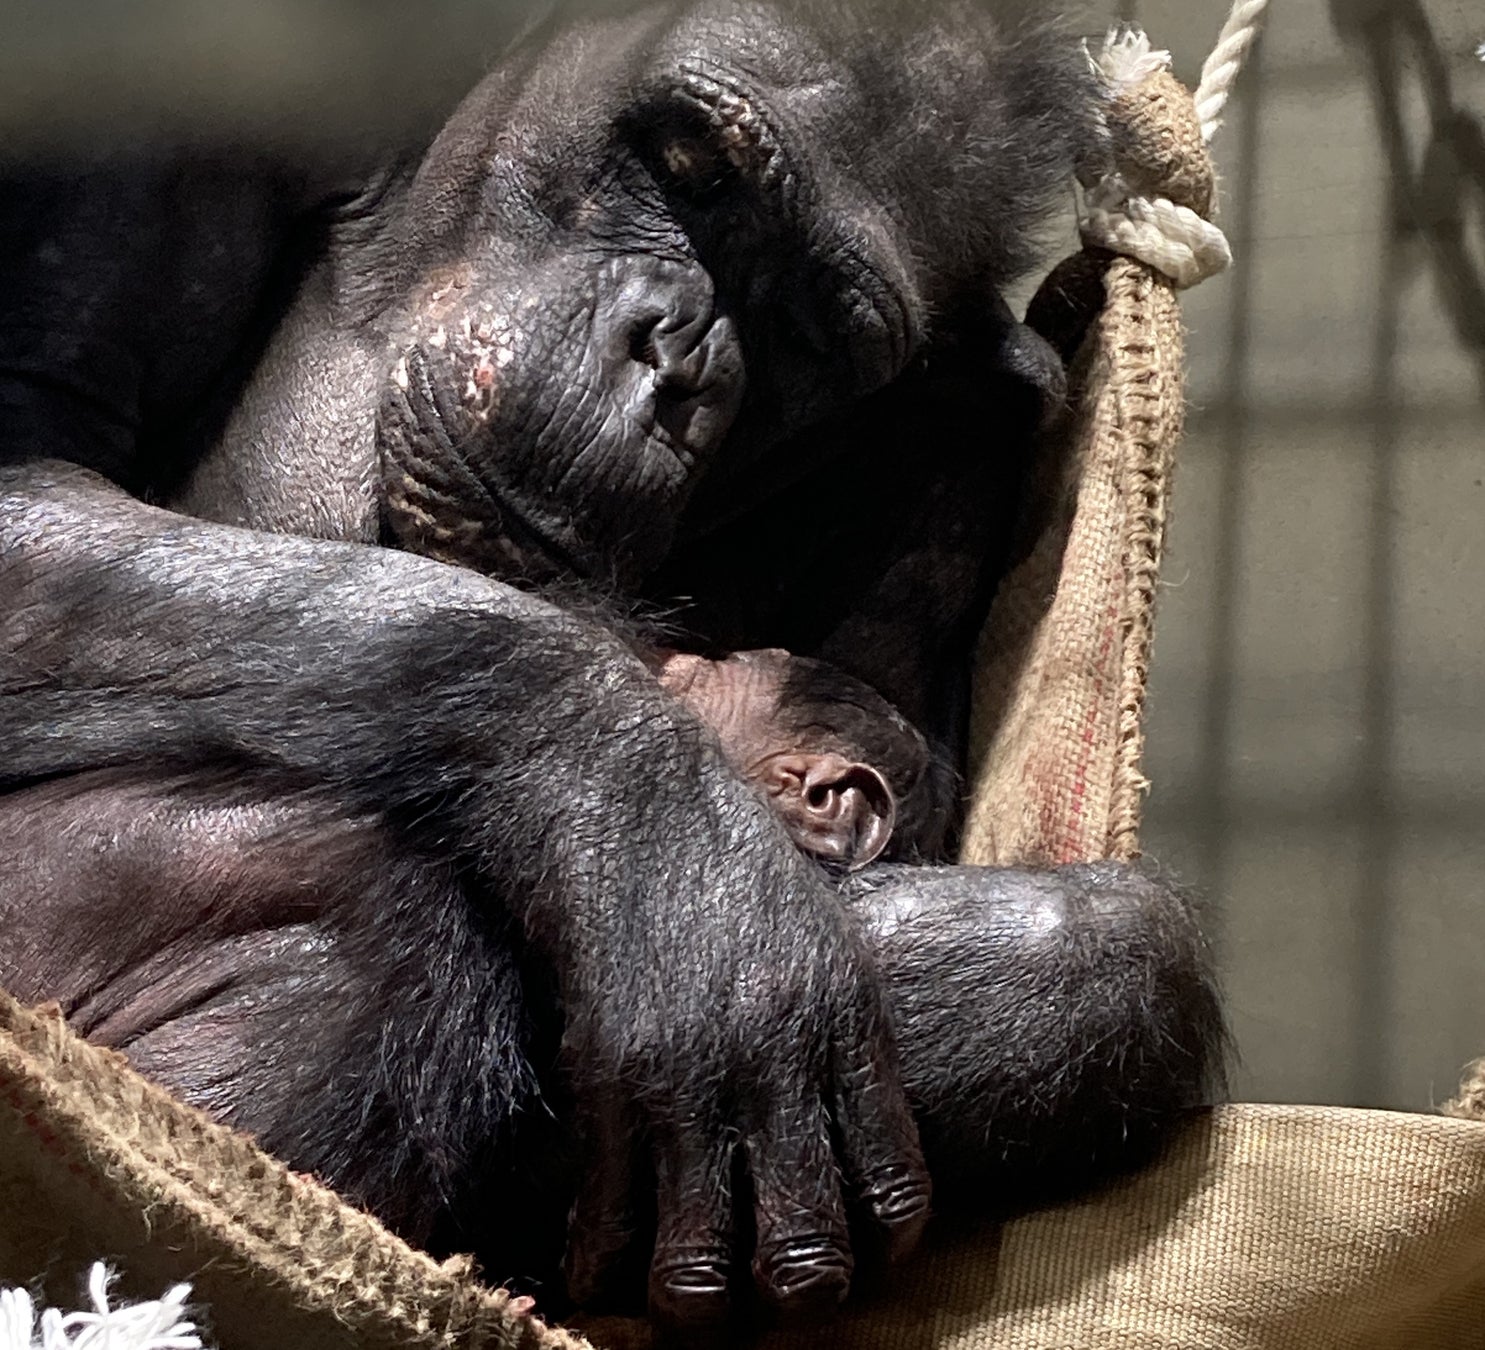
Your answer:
757;752;897;871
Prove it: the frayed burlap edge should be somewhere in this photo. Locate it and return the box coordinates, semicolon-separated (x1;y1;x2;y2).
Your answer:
1444;1060;1485;1123
0;988;588;1350
960;254;1183;867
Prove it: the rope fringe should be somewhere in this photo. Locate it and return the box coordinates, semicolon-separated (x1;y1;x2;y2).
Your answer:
1088;28;1172;91
0;1265;203;1350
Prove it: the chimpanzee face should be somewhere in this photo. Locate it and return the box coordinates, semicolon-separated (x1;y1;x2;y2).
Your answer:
375;0;1096;586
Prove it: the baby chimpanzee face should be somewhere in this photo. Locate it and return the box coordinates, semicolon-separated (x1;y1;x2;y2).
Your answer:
656;647;950;869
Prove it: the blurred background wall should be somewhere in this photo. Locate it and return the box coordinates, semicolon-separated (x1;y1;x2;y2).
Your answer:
1115;0;1485;1111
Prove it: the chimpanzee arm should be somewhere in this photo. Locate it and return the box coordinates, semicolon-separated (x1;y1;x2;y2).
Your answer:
842;861;1227;1206
0;769;1223;1299
806;300;1068;752
0;457;930;1333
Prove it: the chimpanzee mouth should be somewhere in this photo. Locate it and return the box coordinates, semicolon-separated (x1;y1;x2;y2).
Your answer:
475;479;600;582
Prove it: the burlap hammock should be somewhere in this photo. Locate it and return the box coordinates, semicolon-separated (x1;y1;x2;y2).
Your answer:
5;6;1485;1347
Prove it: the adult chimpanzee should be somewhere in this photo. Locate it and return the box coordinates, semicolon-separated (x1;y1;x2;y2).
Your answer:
0;0;1224;1338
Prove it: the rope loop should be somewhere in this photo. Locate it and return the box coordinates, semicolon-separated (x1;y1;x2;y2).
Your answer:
1077;0;1268;289
1082;177;1233;289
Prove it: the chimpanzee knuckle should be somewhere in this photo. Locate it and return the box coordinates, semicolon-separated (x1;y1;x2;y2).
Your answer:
824;984;932;1266
646;1118;740;1332
753;1237;853;1319
745;1113;854;1319
565;1212;645;1307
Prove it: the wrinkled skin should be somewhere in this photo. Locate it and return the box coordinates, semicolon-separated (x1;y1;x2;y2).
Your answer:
0;0;1223;1339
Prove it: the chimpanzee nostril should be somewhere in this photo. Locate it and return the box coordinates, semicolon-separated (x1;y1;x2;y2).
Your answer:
629;318;662;370
595;263;746;467
616;303;715;393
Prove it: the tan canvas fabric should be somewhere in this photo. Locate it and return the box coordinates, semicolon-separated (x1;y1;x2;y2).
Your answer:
0;991;583;1350
578;1104;1485;1350
960;254;1182;867
959;61;1210;871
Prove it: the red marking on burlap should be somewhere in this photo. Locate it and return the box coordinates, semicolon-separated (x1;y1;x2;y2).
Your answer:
1;1069;110;1196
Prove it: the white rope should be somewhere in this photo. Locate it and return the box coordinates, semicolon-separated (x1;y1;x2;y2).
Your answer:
1082;175;1233;290
1078;0;1269;288
1193;0;1270;143
0;1265;204;1350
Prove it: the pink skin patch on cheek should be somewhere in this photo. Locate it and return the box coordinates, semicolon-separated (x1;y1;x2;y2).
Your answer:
465;353;498;416
458;313;515;421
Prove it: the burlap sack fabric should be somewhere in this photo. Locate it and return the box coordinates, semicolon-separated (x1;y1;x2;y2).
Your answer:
5;39;1485;1350
8;981;1485;1350
960;69;1201;870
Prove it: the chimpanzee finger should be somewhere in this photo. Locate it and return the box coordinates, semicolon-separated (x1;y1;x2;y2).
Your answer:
831;1001;933;1263
744;1096;854;1320
563;1089;647;1308
647;1125;737;1337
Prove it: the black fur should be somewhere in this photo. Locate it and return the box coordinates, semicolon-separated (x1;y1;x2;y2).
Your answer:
0;2;1219;1339
846;862;1226;1207
0;772;1224;1306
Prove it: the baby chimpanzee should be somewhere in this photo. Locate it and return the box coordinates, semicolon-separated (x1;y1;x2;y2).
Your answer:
653;647;954;868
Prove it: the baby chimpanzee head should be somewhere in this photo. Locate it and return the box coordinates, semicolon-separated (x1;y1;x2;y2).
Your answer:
657;648;954;869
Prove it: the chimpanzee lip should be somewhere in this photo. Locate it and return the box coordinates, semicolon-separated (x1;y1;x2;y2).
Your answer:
470;419;705;587
384;358;602;582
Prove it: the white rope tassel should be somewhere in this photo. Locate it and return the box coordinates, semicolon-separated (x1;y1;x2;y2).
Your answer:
0;1265;204;1350
1078;0;1268;288
1088;27;1171;91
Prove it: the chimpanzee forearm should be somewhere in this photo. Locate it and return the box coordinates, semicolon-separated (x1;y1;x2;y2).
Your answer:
0;767;1222;1287
500;861;1226;1292
2;458;765;904
807;308;1067;751
842;861;1227;1205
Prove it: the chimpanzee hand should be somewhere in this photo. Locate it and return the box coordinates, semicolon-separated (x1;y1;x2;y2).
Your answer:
548;784;932;1335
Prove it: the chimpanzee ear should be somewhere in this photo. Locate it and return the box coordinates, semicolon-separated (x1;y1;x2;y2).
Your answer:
759;753;897;871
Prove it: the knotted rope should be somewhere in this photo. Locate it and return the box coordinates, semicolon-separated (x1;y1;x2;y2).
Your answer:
1079;0;1269;288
